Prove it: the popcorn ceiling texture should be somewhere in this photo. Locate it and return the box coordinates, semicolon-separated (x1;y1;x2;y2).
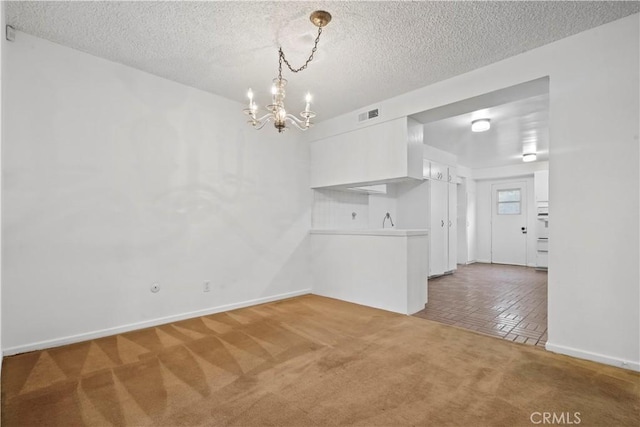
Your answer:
5;1;639;120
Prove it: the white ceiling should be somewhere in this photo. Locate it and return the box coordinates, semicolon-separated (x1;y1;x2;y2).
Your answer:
421;92;550;170
5;1;639;123
411;77;551;169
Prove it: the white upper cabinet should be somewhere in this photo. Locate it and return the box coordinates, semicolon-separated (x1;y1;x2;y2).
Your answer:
423;159;431;178
310;117;423;188
447;166;457;184
429;161;447;181
425;161;456;184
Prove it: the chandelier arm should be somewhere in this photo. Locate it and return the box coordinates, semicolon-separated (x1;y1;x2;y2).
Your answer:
252;119;271;130
287;118;309;131
254;113;274;123
285;114;307;125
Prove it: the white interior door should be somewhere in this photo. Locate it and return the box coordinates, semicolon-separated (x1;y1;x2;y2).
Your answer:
447;183;457;271
429;180;447;276
491;182;527;265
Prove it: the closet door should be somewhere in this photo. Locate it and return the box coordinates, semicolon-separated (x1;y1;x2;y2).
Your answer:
429;179;448;277
447;182;458;272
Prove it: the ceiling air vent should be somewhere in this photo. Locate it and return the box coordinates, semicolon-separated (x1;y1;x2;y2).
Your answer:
358;108;380;122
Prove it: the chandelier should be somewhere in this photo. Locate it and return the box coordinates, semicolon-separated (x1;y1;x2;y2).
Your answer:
243;10;332;133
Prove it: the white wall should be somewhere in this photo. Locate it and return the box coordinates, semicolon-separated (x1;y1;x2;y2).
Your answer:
2;32;312;354
456;178;469;264
368;187;398;229
545;16;639;370
395;180;429;230
475;176;536;266
472;161;549;181
305;15;640;370
0;1;5;371
312;189;369;229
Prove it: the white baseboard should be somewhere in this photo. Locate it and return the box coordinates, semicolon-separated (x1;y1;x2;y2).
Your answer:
3;289;312;356
545;341;640;372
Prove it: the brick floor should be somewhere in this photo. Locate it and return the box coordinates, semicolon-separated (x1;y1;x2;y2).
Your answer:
413;263;548;347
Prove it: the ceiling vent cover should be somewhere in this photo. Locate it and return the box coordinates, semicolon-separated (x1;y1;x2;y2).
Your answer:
358;108;380;122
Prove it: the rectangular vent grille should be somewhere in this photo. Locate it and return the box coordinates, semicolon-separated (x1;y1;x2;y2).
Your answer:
358;108;379;122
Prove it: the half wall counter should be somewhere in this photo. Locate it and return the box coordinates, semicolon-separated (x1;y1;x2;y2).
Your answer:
310;229;429;315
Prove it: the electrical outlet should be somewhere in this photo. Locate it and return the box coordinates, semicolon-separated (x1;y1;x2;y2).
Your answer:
150;283;160;293
203;281;211;292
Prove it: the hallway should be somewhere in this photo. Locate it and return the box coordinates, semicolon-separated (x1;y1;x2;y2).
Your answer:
414;263;547;347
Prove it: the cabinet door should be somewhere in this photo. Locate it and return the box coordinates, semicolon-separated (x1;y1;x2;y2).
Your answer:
430;161;446;181
447;183;458;272
422;160;431;178
429;180;448;277
447;166;457;184
310;117;412;188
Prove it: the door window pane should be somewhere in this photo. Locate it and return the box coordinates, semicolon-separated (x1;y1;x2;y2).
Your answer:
498;189;521;202
497;189;521;215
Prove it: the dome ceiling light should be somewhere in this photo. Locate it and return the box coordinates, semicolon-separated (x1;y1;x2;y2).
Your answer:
471;118;491;132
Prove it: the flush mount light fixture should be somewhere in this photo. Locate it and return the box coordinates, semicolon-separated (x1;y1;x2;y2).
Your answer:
244;10;332;133
471;118;491;132
523;153;537;162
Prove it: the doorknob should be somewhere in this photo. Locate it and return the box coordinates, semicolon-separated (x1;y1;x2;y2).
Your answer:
521;226;527;234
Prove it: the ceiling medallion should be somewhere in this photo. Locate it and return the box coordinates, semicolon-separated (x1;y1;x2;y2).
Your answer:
244;10;332;133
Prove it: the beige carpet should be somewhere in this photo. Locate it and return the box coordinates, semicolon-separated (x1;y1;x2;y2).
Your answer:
2;295;639;426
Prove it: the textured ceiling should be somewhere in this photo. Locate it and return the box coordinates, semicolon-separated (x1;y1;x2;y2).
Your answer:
5;1;639;122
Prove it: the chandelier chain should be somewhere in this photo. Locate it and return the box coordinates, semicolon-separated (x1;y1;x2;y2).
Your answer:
278;26;323;78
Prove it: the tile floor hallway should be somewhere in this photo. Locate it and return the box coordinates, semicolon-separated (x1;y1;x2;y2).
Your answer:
413;263;547;347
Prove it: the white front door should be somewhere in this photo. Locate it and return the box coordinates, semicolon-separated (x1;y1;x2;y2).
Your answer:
491;182;527;265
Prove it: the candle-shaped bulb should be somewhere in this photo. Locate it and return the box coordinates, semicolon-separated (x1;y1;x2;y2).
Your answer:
305;92;312;112
247;88;253;101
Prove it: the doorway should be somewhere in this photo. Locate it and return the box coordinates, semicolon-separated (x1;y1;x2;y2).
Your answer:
409;78;549;344
491;181;527;265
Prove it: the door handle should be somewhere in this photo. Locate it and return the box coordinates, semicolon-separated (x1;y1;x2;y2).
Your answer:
521;226;527;234
441;220;445;227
